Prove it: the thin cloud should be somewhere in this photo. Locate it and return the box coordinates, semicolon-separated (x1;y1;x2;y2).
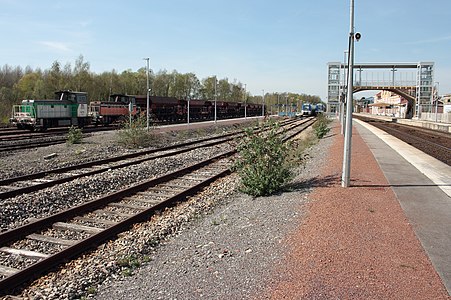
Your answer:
38;41;71;52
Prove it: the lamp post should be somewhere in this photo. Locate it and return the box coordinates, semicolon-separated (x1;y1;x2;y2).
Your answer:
435;82;439;122
391;66;397;87
244;84;247;119
342;0;356;188
187;97;190;125
285;93;288;116
341;50;348;135
214;76;217;123
143;58;150;130
262;89;265;117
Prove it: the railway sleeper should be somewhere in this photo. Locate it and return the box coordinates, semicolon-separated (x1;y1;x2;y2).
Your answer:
26;233;77;247
73;216;117;227
108;202;147;211
0;247;49;260
52;222;103;235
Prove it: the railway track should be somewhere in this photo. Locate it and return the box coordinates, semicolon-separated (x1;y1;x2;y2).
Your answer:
0;117;316;295
0;126;117;153
0;118;305;200
354;115;451;166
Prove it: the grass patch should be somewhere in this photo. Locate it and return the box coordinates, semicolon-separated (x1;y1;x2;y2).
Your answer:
234;120;305;197
116;115;156;148
313;114;331;139
66;126;83;144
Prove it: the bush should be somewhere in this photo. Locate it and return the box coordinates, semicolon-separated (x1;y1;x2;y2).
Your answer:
67;126;83;144
313;114;331;139
234;120;294;197
116;115;155;148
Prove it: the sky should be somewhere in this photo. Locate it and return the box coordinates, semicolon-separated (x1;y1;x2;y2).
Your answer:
1;0;450;101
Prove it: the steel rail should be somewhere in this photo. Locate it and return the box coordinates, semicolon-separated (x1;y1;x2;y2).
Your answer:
0;134;237;200
0;152;232;294
376;123;451;152
0;139;68;152
0;117;315;295
0;119;299;199
355;116;451;166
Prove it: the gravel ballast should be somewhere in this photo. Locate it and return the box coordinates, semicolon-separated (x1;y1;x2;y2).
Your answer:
1;122;324;299
3;119;446;299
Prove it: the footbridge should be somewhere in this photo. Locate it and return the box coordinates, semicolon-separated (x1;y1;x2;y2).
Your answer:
327;62;434;118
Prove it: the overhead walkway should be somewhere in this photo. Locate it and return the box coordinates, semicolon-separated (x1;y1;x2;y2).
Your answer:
327;62;435;118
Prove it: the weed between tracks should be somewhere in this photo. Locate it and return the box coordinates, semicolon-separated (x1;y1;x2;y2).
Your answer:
66;126;83;144
116;115;157;148
234;118;330;197
234;120;300;197
313;114;331;139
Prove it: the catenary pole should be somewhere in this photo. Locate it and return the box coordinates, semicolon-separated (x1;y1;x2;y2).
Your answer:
244;84;247;119
341;50;348;135
214;76;217;123
342;0;355;187
435;82;439;122
144;58;150;130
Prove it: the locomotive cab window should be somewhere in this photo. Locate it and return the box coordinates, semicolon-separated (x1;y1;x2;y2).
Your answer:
77;95;87;103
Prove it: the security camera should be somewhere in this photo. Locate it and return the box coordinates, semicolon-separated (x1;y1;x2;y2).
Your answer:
355;32;361;41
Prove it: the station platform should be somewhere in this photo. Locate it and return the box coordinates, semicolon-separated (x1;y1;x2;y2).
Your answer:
354;112;451;133
355;119;451;293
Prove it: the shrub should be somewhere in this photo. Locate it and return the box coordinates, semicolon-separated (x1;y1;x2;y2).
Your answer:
234;120;294;197
67;126;83;144
313;114;331;139
116;115;155;148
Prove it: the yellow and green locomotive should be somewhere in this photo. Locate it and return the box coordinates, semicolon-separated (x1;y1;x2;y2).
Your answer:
10;90;89;131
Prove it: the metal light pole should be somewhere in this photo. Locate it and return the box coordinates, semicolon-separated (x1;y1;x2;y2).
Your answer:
262;89;265;117
143;58;150;130
391;67;397;86
285;93;288;116
435;82;439;122
342;0;355;188
214;76;217;123
187;98;190;125
341;50;348;135
244;84;247;119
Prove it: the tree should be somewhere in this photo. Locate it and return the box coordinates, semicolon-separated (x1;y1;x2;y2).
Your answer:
230;81;243;102
43;60;63;97
200;76;216;100
0;57;326;125
186;73;201;99
73;54;91;92
217;78;231;101
152;70;172;97
0;86;16;123
14;72;42;99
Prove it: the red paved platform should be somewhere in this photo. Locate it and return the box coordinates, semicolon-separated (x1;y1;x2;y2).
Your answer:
262;121;449;299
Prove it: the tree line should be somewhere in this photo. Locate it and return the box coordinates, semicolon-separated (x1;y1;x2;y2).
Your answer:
0;55;322;124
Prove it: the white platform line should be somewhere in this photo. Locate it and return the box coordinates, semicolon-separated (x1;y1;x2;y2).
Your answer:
354;118;451;198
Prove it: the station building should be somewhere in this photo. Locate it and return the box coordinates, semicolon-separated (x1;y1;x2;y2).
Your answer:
368;91;409;118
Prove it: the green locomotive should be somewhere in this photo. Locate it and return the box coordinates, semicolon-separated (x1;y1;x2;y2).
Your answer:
10;90;89;131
